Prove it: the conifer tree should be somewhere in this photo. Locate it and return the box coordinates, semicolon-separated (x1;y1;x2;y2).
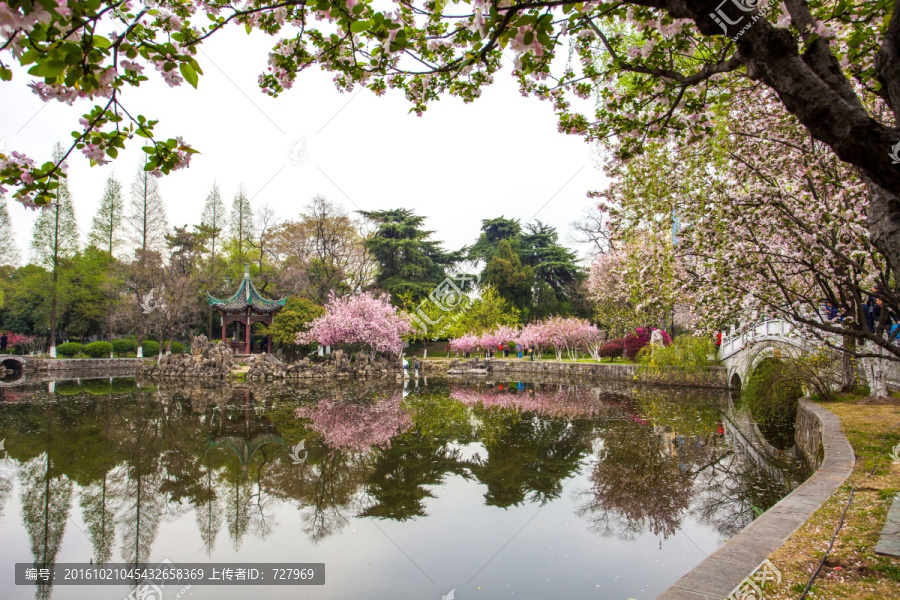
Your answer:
88;174;125;256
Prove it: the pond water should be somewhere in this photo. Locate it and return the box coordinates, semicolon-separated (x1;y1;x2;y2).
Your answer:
0;376;809;600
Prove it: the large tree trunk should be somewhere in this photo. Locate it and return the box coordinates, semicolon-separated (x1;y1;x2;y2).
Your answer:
840;334;856;393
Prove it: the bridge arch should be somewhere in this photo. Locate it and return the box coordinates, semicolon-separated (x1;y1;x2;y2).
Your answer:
0;356;25;371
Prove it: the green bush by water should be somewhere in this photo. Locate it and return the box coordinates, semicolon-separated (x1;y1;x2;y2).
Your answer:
84;341;113;358
743;357;802;449
638;335;714;374
56;342;83;357
171;341;185;354
142;340;160;356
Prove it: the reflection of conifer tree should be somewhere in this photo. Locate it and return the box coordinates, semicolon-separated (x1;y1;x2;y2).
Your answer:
18;456;73;600
117;402;165;566
193;466;223;557
79;469;123;564
469;409;594;508
18;405;74;600
118;468;164;565
224;474;253;552
0;467;12;524
79;400;123;565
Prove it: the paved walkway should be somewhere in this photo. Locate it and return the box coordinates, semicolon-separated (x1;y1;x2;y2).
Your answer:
655;399;855;600
875;494;900;557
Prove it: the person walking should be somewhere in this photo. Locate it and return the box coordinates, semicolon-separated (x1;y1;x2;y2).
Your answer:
0;333;7;353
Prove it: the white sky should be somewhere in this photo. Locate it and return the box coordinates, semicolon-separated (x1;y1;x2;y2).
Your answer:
0;26;608;264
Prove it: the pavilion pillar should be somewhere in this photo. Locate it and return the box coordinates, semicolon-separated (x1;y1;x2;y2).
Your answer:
244;316;251;355
221;316;227;345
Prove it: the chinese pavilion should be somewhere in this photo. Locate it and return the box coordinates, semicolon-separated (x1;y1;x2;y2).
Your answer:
207;266;286;355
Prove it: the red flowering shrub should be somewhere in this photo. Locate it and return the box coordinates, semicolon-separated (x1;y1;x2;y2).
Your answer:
598;338;626;359
624;329;652;360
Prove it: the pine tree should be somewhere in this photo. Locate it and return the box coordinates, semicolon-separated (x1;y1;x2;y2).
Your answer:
0;194;21;266
88;174;125;256
228;183;255;263
200;181;228;263
31;142;79;355
126;164;168;252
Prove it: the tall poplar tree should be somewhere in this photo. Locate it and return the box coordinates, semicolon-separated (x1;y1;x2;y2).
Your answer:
0;194;21;267
200;181;228;336
88;174;125;256
126;164;168;253
200;181;227;265
31;143;78;355
228;184;255;264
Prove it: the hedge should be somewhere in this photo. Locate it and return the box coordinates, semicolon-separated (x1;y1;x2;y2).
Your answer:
171;341;185;354
112;338;136;356
142;340;160;356
84;341;113;358
56;342;83;357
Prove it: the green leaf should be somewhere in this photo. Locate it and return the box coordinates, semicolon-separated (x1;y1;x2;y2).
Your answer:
350;20;372;33
179;62;199;88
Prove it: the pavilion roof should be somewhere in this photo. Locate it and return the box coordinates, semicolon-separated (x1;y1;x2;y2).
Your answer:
207;267;286;314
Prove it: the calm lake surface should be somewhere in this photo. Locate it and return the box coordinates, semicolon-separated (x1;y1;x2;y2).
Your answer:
0;376;808;600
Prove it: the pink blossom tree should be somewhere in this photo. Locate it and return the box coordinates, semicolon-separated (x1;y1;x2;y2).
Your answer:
297;292;411;358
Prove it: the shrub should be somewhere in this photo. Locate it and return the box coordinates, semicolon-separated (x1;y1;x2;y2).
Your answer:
84;341;113;358
142;340;160;356
111;338;136;357
638;335;714;374
171;341;185;354
623;329;651;360
743;357;803;449
56;342;83;357
598;338;626;359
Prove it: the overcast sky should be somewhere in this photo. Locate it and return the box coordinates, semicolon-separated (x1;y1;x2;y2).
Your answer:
0;25;608;264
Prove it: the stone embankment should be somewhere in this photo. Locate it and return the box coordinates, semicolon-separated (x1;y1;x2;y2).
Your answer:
140;336;234;378
244;350;403;382
445;358;729;388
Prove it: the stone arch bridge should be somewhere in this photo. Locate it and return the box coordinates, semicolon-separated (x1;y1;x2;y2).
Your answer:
718;320;811;389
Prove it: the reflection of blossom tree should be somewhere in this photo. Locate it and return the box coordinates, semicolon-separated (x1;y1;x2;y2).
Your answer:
450;383;606;418
294;393;411;453
575;420;698;540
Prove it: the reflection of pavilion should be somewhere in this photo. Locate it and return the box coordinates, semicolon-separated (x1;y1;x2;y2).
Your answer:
206;389;286;467
207;265;286;355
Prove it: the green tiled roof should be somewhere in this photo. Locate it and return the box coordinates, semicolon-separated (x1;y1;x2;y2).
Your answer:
207;267;286;314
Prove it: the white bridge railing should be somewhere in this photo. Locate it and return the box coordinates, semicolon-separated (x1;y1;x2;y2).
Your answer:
719;320;796;361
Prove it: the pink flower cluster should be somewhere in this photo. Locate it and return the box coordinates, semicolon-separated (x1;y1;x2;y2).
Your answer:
298;291;411;356
294;393;411;453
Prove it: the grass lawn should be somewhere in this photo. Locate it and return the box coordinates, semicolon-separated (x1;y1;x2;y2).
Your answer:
764;394;900;599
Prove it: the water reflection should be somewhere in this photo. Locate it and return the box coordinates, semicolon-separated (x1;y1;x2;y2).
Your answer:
0;377;809;600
